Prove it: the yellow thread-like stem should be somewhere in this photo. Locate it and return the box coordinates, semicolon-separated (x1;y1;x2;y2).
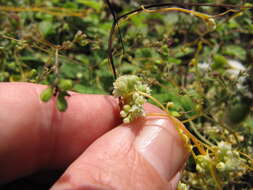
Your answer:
146;111;207;155
0;6;90;17
140;5;211;20
182;114;202;123
138;91;167;111
209;163;223;190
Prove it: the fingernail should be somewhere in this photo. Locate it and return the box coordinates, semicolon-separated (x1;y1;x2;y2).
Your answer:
134;117;187;180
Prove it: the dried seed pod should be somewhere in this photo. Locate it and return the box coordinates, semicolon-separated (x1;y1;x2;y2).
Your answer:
56;93;68;112
40;87;53;102
58;79;73;91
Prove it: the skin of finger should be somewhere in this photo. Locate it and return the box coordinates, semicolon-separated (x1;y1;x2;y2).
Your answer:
51;106;188;190
0;82;121;184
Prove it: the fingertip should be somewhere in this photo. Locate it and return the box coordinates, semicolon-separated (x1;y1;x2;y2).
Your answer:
49;93;121;168
51;114;187;190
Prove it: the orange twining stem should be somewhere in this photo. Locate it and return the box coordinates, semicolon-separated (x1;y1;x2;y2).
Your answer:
138;90;206;155
147;112;207;155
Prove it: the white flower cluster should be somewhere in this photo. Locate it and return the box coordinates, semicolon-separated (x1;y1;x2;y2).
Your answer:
196;154;212;174
177;181;189;190
113;75;151;123
215;141;245;173
196;141;246;178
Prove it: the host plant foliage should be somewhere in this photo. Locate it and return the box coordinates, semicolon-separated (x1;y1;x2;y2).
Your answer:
1;0;253;189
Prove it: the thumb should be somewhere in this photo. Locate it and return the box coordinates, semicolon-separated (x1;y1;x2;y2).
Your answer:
50;105;188;190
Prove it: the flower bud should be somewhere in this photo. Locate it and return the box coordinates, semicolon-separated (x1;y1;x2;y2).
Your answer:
120;110;127;118
123;117;130;123
123;105;131;112
216;162;226;172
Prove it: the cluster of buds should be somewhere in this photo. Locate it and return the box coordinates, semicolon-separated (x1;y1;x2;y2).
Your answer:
113;75;151;123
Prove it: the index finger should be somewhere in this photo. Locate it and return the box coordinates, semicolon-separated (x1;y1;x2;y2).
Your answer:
0;82;121;184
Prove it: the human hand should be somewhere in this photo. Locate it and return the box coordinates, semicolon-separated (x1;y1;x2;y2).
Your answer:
0;83;188;190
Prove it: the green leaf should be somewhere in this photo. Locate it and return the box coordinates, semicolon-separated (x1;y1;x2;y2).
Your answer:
60;63;88;79
63;2;78;9
222;45;246;61
76;0;103;11
168;57;182;65
212;54;228;70
174;47;194;58
73;84;106;94
39;21;54;36
226;103;250;124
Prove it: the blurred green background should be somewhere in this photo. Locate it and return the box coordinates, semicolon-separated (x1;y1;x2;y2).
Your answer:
0;0;253;189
